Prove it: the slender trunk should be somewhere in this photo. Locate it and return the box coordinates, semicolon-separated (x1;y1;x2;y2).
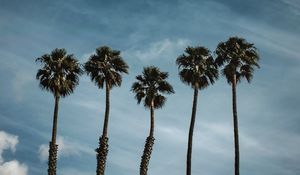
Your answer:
48;95;59;175
140;100;155;175
232;75;240;175
96;82;110;175
186;88;198;175
149;100;154;137
51;95;59;144
102;82;110;137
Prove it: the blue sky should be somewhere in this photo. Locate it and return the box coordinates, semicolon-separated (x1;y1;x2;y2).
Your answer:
0;0;300;174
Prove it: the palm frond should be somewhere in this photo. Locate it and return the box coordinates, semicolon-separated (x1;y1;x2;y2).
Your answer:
215;37;260;84
84;46;129;89
132;66;174;109
176;46;218;89
36;48;82;97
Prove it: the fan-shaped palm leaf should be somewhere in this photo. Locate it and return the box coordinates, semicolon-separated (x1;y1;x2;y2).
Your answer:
36;48;82;175
84;46;128;175
176;46;218;175
215;37;259;84
132;66;174;175
215;37;260;175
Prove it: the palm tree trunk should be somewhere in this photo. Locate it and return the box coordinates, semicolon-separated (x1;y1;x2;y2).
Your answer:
140;100;155;175
48;95;59;175
102;82;110;137
186;88;198;175
149;100;154;138
232;75;240;175
96;82;110;175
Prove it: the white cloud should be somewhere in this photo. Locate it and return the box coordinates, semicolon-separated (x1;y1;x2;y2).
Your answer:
38;144;48;162
124;38;190;62
38;136;94;162
0;160;28;175
60;168;93;175
0;131;28;175
0;131;18;163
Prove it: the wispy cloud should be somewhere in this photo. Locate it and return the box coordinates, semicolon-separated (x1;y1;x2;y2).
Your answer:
124;38;190;62
1;0;300;175
12;71;34;102
38;136;94;162
281;0;300;15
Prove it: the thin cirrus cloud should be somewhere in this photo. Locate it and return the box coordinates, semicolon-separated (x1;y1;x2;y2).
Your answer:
123;38;190;62
281;0;300;14
0;0;300;175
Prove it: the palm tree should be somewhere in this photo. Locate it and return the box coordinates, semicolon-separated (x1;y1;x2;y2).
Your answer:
36;48;82;175
131;66;174;175
215;37;260;175
84;46;129;175
176;46;218;175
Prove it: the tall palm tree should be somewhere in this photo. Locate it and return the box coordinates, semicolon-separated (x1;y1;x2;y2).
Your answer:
36;48;82;175
84;46;129;175
131;66;174;175
215;37;260;175
176;46;218;175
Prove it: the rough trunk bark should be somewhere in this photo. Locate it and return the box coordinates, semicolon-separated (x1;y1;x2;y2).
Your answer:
232;75;240;175
186;88;198;175
140;100;155;175
96;82;110;175
48;142;58;175
48;95;59;175
96;136;109;175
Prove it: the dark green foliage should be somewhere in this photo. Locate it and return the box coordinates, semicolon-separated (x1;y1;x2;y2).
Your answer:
215;37;260;175
131;66;174;109
176;46;218;175
140;136;155;175
176;46;218;89
36;48;82;175
84;46;129;89
36;48;83;97
96;136;109;175
132;66;174;175
215;36;260;84
84;46;129;175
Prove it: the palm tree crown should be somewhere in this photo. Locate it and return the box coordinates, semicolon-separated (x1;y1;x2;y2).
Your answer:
176;46;218;89
131;66;174;109
36;48;83;97
84;46;129;89
215;37;260;84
